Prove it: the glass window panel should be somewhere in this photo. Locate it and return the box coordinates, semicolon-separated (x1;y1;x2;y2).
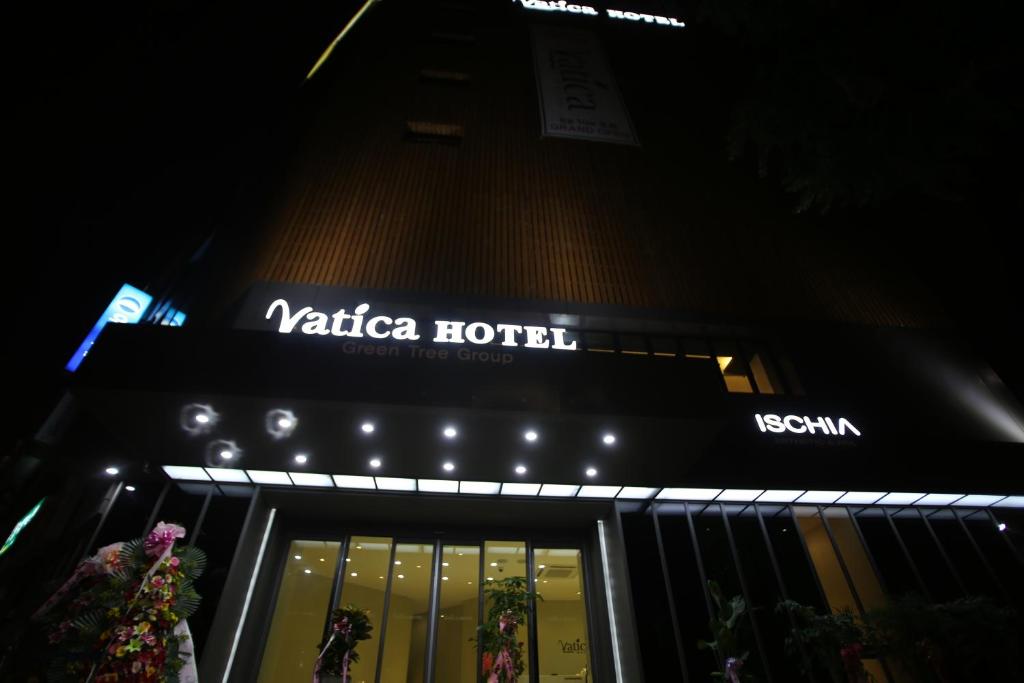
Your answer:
483;540;529;681
854;511;922;598
535;548;592;681
380;542;435;682
258;540;341;683
435;544;481;683
892;516;961;602
794;510;858;613
713;342;754;393
824;508;887;611
743;343;785;395
335;536;393;683
583;332;615;352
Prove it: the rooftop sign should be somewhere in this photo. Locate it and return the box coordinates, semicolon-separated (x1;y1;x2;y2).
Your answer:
517;1;686;28
265;299;578;351
755;414;862;437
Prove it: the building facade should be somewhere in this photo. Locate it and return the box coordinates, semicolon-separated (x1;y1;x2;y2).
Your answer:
2;1;1023;681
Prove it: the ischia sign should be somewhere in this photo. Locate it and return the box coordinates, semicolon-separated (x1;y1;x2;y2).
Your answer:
266;299;578;351
755;414;862;437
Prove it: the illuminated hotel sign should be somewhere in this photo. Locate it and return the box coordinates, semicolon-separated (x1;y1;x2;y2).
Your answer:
66;283;153;372
755;414;862;437
265;299;578;351
517;1;686;28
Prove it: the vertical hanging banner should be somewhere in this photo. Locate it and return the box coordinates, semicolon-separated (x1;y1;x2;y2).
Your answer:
531;25;639;146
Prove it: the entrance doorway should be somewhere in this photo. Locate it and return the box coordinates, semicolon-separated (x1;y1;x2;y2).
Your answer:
255;534;594;683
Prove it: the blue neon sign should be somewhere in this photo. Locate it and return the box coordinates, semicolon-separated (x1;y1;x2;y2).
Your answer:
66;284;153;372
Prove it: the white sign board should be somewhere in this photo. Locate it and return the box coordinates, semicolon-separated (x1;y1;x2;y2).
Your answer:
532;25;639;146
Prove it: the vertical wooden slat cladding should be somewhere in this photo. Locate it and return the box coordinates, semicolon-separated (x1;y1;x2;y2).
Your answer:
243;0;943;328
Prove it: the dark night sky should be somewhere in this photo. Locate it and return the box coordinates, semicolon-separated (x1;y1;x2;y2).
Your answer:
5;0;1022;457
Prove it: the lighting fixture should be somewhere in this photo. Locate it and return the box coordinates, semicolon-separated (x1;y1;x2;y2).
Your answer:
835;492;886;505
162;465;211;481
515;465;527;474
350;572;358;577
717;489;765;502
332;475;376;489
913;493;965;506
795;491;845;504
205;468;250;483
501;482;541;496
369;458;382;468
125;485;136;492
265;409;298;440
220;450;234;460
442;462;455;472
374;477;416;491
602;433;616;445
245;470;293;485
294;454;308;465
757;490;805;503
524;430;538;443
490;562;498;567
998;523;1007;532
105;467;119;476
617;487;658;499
539;484;579;497
294;555;302;560
876;492;926;506
538;564;546;569
398;574;405;579
181;403;218;435
953;495;1006;507
195;414;209;424
578;485;621;498
442;576;449;581
459;481;501;494
289;472;333;487
657;488;721;501
443;426;457;439
304;569;312;574
585;467;598;477
361;422;375;434
419;479;458;493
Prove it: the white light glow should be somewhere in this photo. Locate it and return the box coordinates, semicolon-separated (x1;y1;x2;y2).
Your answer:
998;523;1007;531
289;472;333;487
993;496;1024;508
953;495;1005;507
443;426;457;439
459;480;501;495
294;555;302;560
442;462;455;472
278;417;293;429
246;470;293;485
524;430;538;442
350;572;358;577
398;574;405;579
375;477;416;491
501;482;541;496
125;485;136;492
836;492;886;505
333;475;376;489
162;465;211;481
578;485;622;498
418;479;459;493
717;489;764;502
657;488;721;501
795;491;845;504
914;493;965;506
602;433;616;445
876;492;926;506
294;454;308;465
205;468;250;483
195;414;210;424
220;450;234;460
369;458;382;468
361;422;375;434
515;465;527;475
757;490;805;503
539;484;579;497
105;467;119;476
585;467;598;477
304;569;312;574
617;487;659;499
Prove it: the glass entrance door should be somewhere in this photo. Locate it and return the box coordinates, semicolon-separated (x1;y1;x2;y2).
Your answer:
256;535;593;683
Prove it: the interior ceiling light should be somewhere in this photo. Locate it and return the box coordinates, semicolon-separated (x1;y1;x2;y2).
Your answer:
443;426;458;439
105;467;119;476
374;477;416;491
265;409;298;440
361;422;375;434
717;489;764;502
162;465;211;481
125;485;136;492
180;403;218;436
602;433;616;445
515;465;527;475
459;481;501;495
206;439;241;465
442;462;455;472
369;458;382;468
716;356;733;372
294;454;308;465
246;470;293;486
617;487;658;499
795;491;845;504
658;488;721;501
524;430;538;443
289;472;332;487
419;479;458;493
501;482;541;496
585;467;598;477
333;475;376;489
578;485;621;498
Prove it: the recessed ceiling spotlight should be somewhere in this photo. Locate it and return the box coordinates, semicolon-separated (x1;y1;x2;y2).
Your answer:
443;426;458;439
602;433;616;445
125;485;136;492
585;467;598;477
220;450;233;460
539;564;546;569
395;560;402;566
304;569;312;574
443;462;455;472
181;403;218;435
524;430;538;443
398;574;405;579
295;555;302;560
369;458;382;468
490;562;498;567
442;576;449;581
294;454;308;465
105;467;119;476
350;572;358;577
207;439;241;464
266;409;298;440
998;523;1008;532
515;465;527;475
361;422;375;434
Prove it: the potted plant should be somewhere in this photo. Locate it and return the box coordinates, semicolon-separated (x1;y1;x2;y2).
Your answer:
698;580;755;682
476;576;541;683
314;605;373;683
776;600;875;683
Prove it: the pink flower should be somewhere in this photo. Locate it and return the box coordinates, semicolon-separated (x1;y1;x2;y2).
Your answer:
169;556;180;568
150;575;165;588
